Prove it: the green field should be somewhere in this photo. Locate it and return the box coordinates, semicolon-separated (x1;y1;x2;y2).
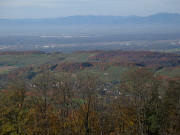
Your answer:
0;52;96;71
0;66;16;74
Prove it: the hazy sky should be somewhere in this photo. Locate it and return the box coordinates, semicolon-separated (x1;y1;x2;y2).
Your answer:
0;0;180;18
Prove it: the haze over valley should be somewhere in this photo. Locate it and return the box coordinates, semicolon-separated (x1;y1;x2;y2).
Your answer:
0;0;180;134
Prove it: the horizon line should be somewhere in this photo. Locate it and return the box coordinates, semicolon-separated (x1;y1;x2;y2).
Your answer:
0;12;180;20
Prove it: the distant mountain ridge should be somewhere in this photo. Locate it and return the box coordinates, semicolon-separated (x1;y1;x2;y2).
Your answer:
1;13;180;25
1;13;180;36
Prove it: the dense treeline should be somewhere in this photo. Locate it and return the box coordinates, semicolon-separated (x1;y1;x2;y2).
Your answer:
0;51;44;55
90;51;180;68
0;69;180;135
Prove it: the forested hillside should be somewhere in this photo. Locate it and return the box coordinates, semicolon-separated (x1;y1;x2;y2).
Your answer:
0;69;180;135
0;50;180;134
